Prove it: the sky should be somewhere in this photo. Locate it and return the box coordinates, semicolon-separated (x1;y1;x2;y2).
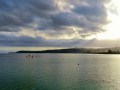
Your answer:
0;0;120;52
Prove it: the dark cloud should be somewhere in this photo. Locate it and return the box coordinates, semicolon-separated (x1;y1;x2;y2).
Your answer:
0;0;111;47
51;12;104;32
0;33;120;48
0;0;57;32
0;34;83;47
27;0;57;11
51;0;108;28
72;1;107;24
0;0;8;9
51;12;84;27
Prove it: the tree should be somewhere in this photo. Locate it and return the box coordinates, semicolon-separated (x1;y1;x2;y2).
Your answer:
108;49;112;53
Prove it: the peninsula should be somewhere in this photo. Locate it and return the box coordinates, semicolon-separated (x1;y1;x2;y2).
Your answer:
16;47;120;54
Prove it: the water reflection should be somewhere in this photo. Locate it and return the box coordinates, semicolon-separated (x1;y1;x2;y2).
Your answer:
0;54;120;90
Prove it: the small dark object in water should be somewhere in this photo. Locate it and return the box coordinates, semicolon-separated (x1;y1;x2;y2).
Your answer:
78;64;79;65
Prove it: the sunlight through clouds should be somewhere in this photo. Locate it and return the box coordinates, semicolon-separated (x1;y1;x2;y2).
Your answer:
97;0;120;40
0;0;120;52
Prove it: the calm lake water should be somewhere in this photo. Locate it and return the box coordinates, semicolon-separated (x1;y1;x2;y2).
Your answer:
0;54;120;90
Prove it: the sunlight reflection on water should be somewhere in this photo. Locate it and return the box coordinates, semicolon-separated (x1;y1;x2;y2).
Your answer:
0;54;120;90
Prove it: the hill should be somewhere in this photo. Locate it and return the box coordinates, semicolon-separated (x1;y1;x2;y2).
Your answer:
16;47;120;54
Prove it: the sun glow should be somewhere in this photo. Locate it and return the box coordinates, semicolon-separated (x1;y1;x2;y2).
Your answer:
97;0;120;40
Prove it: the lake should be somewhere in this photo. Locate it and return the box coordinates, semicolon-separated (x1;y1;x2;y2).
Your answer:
0;54;120;90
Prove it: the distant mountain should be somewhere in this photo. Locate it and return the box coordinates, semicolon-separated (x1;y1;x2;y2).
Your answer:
16;47;120;54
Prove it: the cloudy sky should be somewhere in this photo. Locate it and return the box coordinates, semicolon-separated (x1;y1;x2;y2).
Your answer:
0;0;120;52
